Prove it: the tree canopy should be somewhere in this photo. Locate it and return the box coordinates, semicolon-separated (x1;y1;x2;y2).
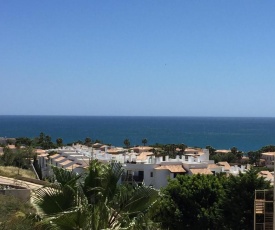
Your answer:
152;174;225;229
152;169;270;230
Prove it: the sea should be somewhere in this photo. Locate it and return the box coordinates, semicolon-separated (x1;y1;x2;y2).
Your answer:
0;115;275;152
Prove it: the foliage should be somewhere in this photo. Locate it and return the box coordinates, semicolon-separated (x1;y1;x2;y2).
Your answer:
205;145;216;155
222;169;270;230
142;138;148;146
153;174;225;229
16;132;60;149
247;151;262;166
124;139;131;148
153;169;270;230
1;146;36;170
210;152;238;163
56;138;63;147
0;194;38;230
33;160;158;229
0;166;36;178
259;145;275;153
33;167;82;215
247;145;275;166
15;137;33;147
84;137;92;146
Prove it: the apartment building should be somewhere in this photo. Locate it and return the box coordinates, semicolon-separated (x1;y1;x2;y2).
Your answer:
37;145;248;188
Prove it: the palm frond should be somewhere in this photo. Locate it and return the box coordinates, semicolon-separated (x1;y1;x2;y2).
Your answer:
33;184;77;215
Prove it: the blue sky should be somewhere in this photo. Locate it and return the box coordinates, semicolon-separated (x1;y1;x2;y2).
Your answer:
1;1;275;116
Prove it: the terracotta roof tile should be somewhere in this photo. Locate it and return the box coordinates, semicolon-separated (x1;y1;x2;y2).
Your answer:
190;168;213;175
217;161;231;171
155;165;186;173
54;157;66;162
59;160;73;166
137;152;153;161
49;154;60;159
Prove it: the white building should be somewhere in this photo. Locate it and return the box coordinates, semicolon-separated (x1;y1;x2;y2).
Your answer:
37;145;248;189
122;149;215;189
260;152;275;168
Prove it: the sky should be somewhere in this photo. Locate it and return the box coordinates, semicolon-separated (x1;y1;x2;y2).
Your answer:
1;1;275;117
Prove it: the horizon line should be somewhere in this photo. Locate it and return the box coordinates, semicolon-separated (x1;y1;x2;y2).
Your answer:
0;114;275;118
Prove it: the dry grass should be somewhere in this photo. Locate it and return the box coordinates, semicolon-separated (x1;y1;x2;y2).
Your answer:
0;166;36;179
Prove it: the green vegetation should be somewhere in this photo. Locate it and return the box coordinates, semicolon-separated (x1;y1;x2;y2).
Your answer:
148;143;187;159
142;138;148;146
123;138;131;148
210;152;238;163
0;146;38;178
152;169;270;230
0;166;36;178
247;145;275;166
1;134;275;229
152;174;225;229
0;161;272;229
222;169;270;229
84;137;92;146
15;133;56;149
15;133;104;149
0;147;35;168
208;146;244;164
0;194;39;230
33;160;158;229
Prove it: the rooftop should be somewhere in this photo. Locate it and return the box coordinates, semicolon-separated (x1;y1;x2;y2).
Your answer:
190;168;213;175
155;165;186;173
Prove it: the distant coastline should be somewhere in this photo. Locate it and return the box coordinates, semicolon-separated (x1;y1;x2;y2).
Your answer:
0;115;275;152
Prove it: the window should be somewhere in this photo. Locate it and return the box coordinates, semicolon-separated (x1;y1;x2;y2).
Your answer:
150;172;153;177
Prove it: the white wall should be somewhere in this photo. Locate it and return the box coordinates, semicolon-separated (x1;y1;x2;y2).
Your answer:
153;169;170;189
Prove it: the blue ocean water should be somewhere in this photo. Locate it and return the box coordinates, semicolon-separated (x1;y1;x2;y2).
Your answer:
0;116;275;152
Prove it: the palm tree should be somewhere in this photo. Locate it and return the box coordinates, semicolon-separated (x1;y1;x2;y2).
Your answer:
33;160;158;229
56;138;63;147
123;138;131;149
38;132;45;145
142;138;148;146
84;137;92;146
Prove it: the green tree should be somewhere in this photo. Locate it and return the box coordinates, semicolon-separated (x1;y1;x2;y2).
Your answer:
44;135;53;149
230;146;238;155
222;169;270;230
210;152;238;163
259;145;275;153
153;174;225;229
206;145;216;155
15;137;33;147
94;139;101;144
1;147;15;166
34;166;82;215
84;137;92;146
38;132;45;145
230;146;243;161
123;138;131;148
247;151;261;166
178;143;187;154
56;138;63;147
37;132;55;149
142;138;148;146
33;160;158;229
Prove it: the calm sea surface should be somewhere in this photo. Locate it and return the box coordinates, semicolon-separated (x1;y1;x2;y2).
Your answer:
0;116;275;152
